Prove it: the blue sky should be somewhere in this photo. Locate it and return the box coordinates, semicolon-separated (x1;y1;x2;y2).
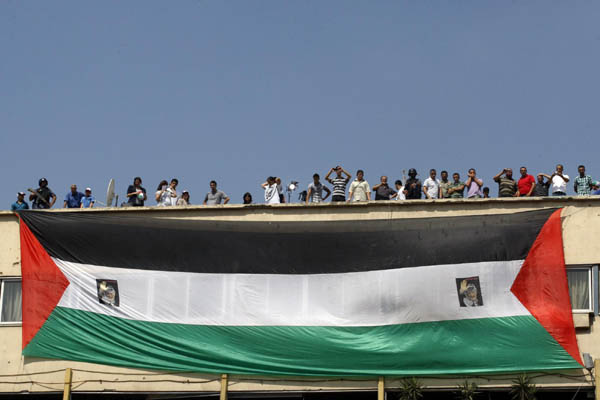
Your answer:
2;1;599;208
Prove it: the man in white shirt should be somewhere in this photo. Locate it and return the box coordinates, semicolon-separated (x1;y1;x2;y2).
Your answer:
423;169;441;199
550;164;570;196
348;170;371;202
261;176;281;204
393;180;406;200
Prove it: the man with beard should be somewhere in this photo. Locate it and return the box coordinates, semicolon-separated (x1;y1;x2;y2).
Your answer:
493;168;518;197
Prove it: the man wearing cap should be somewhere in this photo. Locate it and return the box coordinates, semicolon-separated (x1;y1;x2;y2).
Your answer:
81;188;95;208
64;184;84;208
177;190;190;205
29;178;56;209
11;192;29;211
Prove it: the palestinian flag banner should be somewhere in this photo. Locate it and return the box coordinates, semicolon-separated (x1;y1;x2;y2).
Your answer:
19;208;582;376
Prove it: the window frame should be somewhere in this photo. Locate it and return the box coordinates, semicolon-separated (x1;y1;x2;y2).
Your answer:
566;266;594;314
0;277;22;326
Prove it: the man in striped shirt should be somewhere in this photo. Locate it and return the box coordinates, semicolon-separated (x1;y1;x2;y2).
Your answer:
325;165;352;202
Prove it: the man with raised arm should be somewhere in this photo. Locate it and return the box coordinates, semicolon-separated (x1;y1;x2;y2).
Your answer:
262;176;281;204
550;164;570;196
372;176;396;200
465;168;483;199
325;165;351;202
493;168;518;197
533;174;551;197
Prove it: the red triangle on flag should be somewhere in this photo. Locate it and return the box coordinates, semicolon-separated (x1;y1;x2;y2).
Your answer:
511;209;583;366
20;217;70;350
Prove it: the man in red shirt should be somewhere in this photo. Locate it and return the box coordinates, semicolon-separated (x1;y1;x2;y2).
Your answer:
517;166;536;197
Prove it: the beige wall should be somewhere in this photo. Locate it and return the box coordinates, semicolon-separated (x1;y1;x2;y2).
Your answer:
1;197;599;394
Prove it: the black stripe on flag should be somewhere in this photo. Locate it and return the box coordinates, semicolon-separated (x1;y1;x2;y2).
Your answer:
19;208;556;274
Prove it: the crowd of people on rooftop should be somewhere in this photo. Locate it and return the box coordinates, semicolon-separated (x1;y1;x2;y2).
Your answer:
10;164;600;212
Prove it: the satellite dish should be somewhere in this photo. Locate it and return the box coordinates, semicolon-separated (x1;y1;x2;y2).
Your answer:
106;179;115;208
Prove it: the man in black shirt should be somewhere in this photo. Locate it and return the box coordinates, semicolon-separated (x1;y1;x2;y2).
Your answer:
29;178;57;209
372;176;397;200
405;168;422;200
533;174;551;197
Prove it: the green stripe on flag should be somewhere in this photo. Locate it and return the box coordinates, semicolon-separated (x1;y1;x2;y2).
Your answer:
23;307;581;376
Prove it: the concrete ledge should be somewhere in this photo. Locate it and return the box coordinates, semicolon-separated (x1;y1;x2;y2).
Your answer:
573;313;591;328
1;195;599;216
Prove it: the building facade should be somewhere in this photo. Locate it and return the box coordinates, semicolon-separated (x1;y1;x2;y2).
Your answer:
0;197;599;398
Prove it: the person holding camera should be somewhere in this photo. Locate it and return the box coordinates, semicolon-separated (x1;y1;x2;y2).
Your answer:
465;168;484;199
493;168;518;197
261;176;281;204
325;165;351;202
373;175;397;200
550;164;569;196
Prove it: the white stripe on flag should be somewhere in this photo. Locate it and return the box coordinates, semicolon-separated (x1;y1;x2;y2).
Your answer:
55;258;529;327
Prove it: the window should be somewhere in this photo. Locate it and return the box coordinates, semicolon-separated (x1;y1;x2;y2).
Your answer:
567;267;593;313
0;279;22;324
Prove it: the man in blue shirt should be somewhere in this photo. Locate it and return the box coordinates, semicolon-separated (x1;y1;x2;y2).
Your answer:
81;188;95;208
64;184;84;208
11;192;29;211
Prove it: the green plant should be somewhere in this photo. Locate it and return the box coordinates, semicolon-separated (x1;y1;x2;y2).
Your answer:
398;377;424;400
509;374;537;400
456;380;479;400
